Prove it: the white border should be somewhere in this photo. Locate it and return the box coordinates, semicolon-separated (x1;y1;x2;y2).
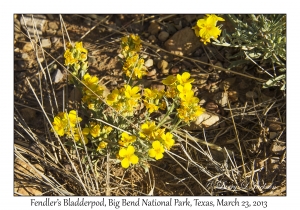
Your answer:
3;0;297;209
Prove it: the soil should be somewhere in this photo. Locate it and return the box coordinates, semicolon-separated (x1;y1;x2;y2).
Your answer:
14;14;286;196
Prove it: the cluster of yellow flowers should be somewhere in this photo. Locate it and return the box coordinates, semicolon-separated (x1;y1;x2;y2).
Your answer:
120;34;147;80
106;84;141;117
52;34;206;170
51;110;88;144
192;14;225;45
163;72;205;123
64;42;88;79
82;122;113;152
81;73;106;110
116;120;175;168
143;88;166;114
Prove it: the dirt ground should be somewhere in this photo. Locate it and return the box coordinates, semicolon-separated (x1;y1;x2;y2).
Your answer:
14;14;286;196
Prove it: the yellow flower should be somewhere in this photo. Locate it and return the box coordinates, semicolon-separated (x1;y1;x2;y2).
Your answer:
97;141;108;151
68;110;82;128
161;132;175;150
118;132;136;147
119;146;139;168
52;116;66;136
106;89;120;106
139;121;156;139
102;126;113;135
162;75;177;86
143;88;157;99
180;90;199;106
75;42;88;54
144;101;159;114
148;141;164;160
83;73;99;86
64;49;77;66
90;123;101;138
177;83;192;98
193;14;224;45
124;85;140;99
176;72;194;85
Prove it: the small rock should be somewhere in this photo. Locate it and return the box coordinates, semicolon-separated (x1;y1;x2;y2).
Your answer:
205;101;220;113
269;132;278;140
21;53;29;60
41;38;51;48
52;69;65;83
175;167;183;175
219;77;236;91
246;91;258;99
147;69;157;78
148;21;160;35
22;42;34;52
269;123;282;132
144;59;154;68
170;66;180;75
20;14;47;37
270;142;285;155
213;91;228;107
45;29;56;36
48;21;59;30
157;60;168;70
194;112;220;128
148;35;158;43
164;27;201;56
228;90;238;102
158;31;169;42
166;23;177;34
194;73;209;86
50;37;59;44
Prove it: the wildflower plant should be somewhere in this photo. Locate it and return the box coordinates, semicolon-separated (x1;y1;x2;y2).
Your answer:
194;14;286;90
51;34;206;171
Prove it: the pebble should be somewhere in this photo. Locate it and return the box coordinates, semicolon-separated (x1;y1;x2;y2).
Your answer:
166;23;177;34
21;53;29;60
165;27;201;56
144;59;154;68
148;21;160;35
50;36;59;44
147;69;157;77
157;60;168;70
48;21;59;30
22;42;34;52
228;90;239;102
213;91;228;107
20;14;47;36
148;35;157;43
219;77;236;91
170;66;180;74
41;38;51;48
158;31;169;42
